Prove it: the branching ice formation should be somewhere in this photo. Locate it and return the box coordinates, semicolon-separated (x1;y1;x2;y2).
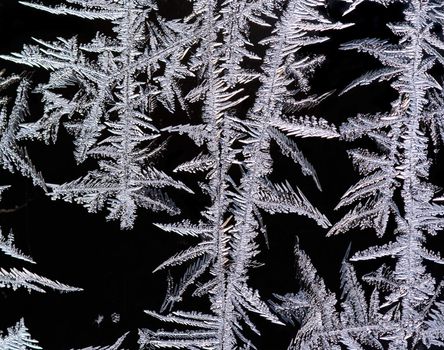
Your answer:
0;71;82;349
329;0;444;348
138;0;346;348
3;0;444;349
270;243;393;349
2;0;194;229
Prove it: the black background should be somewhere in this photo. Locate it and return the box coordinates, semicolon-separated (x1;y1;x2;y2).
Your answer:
0;0;442;349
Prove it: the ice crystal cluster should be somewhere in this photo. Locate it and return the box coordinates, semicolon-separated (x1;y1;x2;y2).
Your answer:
1;0;444;349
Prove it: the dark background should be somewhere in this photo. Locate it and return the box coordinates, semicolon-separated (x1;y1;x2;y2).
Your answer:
0;0;442;349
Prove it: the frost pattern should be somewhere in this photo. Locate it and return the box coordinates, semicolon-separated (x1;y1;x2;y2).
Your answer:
69;332;128;350
270;243;392;349
0;219;81;349
2;0;194;229
0;73;82;349
5;0;444;348
138;0;345;348
0;72;44;188
329;0;444;348
0;319;42;350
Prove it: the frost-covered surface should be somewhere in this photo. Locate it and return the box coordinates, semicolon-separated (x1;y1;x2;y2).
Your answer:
0;319;42;350
0;73;83;349
271;243;390;349
2;0;193;229
2;0;444;349
138;0;345;348
328;0;444;348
